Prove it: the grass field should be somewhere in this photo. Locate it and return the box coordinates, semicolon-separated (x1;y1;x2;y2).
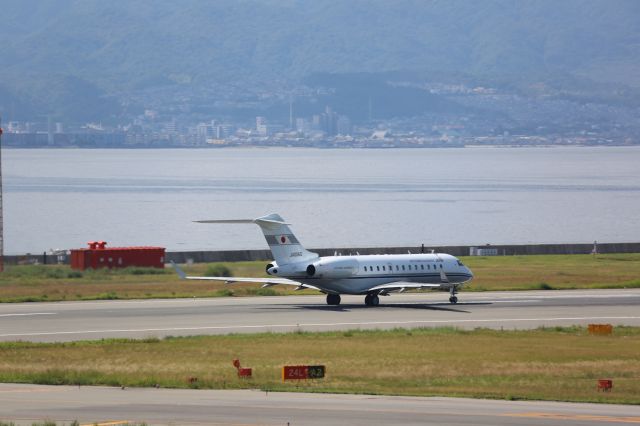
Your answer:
0;253;638;302
0;326;638;404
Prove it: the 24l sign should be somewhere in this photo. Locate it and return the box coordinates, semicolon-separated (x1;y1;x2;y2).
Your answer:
282;365;326;381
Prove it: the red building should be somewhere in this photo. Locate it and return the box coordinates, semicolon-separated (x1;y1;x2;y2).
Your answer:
70;241;165;270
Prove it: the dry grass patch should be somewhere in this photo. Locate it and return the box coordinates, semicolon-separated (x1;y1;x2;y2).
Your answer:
0;327;639;404
463;253;640;291
0;262;307;302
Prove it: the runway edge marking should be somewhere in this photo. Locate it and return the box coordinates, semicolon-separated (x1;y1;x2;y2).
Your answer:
2;316;640;338
504;412;640;424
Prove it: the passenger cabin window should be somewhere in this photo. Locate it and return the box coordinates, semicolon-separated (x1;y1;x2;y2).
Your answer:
376;266;380;271
382;266;386;271
440;264;443;269
396;265;399;271
402;265;405;271
421;265;424;270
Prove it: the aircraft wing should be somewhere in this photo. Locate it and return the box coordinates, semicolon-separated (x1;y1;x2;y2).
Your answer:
171;262;320;290
370;271;452;293
369;282;443;293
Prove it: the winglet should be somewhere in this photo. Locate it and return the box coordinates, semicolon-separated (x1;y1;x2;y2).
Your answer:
170;261;187;280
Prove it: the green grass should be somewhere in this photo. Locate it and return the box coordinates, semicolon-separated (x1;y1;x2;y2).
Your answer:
0;326;639;404
0;253;639;302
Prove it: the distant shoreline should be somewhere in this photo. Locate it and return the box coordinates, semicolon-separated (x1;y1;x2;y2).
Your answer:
4;144;639;150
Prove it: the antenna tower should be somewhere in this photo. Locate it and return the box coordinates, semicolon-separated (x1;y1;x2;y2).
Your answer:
289;96;293;129
0;116;4;272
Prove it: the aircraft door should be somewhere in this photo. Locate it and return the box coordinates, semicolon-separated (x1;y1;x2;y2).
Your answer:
387;263;394;275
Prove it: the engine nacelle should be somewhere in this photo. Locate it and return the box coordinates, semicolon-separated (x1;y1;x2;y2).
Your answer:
266;262;278;275
306;258;357;279
267;261;309;277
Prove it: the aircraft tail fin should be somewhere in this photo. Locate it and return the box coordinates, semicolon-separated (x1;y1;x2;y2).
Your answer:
195;213;318;265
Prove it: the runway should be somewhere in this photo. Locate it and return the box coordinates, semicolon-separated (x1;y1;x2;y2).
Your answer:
1;289;640;342
1;383;639;425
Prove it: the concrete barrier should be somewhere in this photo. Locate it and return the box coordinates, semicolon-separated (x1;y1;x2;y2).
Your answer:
6;242;640;265
166;242;640;263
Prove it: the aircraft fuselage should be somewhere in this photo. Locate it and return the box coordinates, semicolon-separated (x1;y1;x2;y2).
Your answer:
267;253;473;295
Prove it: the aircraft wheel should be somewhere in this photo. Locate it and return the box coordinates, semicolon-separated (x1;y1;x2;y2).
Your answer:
449;296;458;304
371;294;380;306
327;294;341;305
365;294;379;306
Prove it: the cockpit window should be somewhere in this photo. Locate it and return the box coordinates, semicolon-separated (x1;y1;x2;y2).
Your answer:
457;260;464;266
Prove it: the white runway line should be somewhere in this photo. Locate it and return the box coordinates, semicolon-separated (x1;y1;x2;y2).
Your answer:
1;315;639;338
0;313;56;317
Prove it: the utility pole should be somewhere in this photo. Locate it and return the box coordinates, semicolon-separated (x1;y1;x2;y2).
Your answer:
0;115;4;272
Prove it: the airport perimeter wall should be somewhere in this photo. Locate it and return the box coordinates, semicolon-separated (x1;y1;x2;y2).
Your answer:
6;242;640;265
164;242;640;263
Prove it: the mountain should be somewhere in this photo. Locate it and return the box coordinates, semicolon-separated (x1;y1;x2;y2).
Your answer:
0;0;638;122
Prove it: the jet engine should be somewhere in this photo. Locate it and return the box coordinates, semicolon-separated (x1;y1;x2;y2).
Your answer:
306;258;357;279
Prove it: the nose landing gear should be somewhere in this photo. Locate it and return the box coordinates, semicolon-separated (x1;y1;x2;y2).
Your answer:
449;286;458;304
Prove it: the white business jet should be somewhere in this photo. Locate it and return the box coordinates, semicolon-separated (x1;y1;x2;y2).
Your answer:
173;213;473;306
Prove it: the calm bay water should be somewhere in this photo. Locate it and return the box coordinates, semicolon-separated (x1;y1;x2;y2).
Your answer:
5;147;640;254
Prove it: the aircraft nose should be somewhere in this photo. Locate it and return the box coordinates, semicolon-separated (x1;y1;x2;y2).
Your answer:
466;266;474;278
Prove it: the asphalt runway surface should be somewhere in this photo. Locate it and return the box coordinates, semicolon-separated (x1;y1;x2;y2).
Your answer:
1;384;639;426
1;289;640;342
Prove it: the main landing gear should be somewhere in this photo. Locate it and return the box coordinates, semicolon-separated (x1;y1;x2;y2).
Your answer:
326;293;341;305
449;286;458;304
364;292;380;307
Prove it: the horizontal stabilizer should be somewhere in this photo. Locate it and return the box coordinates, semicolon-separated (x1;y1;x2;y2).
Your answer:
195;219;254;224
184;275;299;285
193;213;314;266
169;262;321;290
195;217;291;226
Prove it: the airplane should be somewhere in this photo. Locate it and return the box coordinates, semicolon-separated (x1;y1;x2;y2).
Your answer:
172;213;474;306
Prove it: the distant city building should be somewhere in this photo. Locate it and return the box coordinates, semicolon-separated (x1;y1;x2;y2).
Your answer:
255;116;284;136
215;124;235;139
196;123;211;143
337;115;352;135
295;118;312;134
311;115;322;131
165;121;177;134
323;106;339;135
256;116;268;135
